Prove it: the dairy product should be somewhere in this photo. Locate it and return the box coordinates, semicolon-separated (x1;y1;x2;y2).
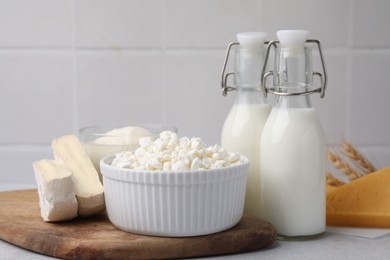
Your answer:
327;166;390;228
221;103;271;218
94;126;152;146
33;160;78;222
112;131;245;171
82;126;152;182
52;135;105;217
220;31;269;219
260;107;326;237
83;143;125;179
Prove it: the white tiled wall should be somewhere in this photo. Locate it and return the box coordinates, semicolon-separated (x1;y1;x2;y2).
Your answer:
1;0;390;188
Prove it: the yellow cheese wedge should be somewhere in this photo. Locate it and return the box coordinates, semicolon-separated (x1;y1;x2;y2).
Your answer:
326;166;390;227
326;184;338;193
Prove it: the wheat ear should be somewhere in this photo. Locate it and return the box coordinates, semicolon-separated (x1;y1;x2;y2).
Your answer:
327;151;360;181
342;141;376;175
326;172;345;187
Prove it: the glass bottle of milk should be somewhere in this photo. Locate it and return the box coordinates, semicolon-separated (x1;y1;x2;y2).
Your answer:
259;30;328;240
220;32;271;219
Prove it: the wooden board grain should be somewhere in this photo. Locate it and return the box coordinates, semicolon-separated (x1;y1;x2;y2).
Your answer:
0;189;276;259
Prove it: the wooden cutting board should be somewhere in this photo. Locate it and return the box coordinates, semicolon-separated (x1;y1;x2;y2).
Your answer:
0;189;276;259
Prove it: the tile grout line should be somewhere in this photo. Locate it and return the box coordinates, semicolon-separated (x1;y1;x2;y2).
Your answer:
71;0;79;135
161;0;168;126
345;0;354;141
1;46;389;53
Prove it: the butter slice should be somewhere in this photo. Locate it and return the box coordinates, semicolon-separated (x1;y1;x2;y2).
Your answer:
52;135;105;217
33;160;78;222
327;166;390;227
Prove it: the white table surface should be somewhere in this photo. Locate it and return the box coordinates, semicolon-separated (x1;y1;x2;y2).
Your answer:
1;185;389;260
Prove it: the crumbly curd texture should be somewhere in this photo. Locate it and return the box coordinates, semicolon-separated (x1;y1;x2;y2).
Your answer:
111;131;245;171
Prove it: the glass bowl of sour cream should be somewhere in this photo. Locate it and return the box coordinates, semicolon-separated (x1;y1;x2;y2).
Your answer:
79;124;177;183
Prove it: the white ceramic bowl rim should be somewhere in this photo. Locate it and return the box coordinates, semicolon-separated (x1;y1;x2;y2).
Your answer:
100;154;249;185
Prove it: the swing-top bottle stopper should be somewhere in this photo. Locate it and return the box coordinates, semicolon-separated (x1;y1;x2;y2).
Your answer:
220;32;267;96
261;30;327;98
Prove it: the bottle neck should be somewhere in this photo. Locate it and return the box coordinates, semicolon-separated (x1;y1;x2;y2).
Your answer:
234;48;265;89
273;47;313;109
234;87;267;105
274;94;312;109
233;46;268;105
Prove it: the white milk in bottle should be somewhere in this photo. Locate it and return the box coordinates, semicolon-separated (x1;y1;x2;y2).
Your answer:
260;30;327;239
221;32;271;219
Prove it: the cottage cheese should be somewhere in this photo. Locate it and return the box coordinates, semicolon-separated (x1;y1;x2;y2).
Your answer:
111;131;245;171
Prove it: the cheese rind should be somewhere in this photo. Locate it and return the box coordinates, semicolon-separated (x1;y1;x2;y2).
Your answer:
326;166;390;227
52;135;105;217
33;160;78;222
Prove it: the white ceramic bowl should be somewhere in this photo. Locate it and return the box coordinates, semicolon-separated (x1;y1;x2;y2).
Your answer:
100;155;249;237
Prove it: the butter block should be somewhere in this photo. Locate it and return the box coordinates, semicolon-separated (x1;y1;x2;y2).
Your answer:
33;160;78;222
326;166;390;227
52;135;105;217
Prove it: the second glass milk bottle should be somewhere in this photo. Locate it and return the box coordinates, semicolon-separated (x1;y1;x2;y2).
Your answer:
221;32;271;219
259;30;328;240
